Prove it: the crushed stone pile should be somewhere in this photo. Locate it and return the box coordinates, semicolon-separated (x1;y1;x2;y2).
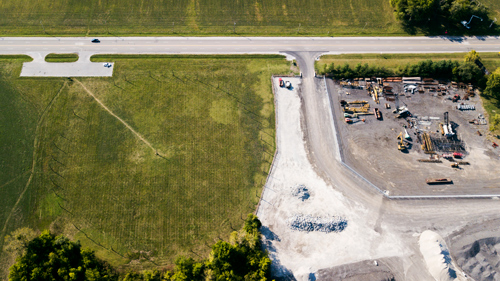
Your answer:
291;184;310;201
288;214;347;233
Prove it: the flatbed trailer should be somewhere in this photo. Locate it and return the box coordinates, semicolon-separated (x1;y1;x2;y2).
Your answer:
426;178;453;185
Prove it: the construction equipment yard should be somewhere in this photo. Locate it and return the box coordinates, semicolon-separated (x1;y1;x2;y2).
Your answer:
328;77;500;196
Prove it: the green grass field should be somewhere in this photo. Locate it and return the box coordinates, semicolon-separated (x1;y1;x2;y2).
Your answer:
0;55;293;277
2;0;499;36
317;52;500;133
0;0;404;36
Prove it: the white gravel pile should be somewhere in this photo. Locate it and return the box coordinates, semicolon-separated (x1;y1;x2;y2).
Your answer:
419;230;459;281
288;214;348;233
291;184;310;201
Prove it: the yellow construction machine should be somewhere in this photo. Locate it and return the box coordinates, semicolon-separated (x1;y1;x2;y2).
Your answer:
397;132;406;151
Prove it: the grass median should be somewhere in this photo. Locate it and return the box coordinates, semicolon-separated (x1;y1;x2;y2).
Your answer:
0;55;294;276
45;53;79;62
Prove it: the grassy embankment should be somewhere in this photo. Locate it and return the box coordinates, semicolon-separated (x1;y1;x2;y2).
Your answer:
317;52;500;133
0;55;293;277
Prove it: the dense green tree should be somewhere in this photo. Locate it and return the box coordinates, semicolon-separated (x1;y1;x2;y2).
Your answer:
171;256;205;281
452;62;484;84
206;215;270;281
9;230;116;281
390;0;439;24
464;50;481;63
484;68;500;100
390;0;491;32
244;214;262;234
448;0;488;25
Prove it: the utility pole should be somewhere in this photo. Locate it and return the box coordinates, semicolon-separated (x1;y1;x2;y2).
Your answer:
41;20;45;33
297;23;301;33
233;22;236;33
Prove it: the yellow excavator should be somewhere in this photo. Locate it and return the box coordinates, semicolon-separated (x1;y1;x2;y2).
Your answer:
397;132;406;151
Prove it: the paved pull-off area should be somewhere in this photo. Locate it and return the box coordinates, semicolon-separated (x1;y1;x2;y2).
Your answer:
19;51;113;77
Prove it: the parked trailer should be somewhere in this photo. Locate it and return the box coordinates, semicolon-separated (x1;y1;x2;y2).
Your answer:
374;108;382;120
426;178;453;185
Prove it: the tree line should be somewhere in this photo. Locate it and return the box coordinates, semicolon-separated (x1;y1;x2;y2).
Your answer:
6;214;272;281
320;59;485;85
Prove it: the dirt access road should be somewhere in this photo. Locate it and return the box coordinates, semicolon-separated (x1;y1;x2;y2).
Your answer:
257;51;500;280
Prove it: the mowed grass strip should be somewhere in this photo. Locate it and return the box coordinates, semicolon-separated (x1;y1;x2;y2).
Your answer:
0;55;292;273
45;53;79;63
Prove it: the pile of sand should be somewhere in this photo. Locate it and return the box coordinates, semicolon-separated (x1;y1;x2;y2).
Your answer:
419;230;458;281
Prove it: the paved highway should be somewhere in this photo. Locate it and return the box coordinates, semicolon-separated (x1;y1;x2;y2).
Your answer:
0;36;499;56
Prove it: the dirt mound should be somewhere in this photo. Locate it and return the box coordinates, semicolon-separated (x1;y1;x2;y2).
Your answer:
454;237;500;281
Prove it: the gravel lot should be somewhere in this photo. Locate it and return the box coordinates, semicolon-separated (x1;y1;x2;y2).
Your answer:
257;77;406;280
327;80;500;196
258;52;500;281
